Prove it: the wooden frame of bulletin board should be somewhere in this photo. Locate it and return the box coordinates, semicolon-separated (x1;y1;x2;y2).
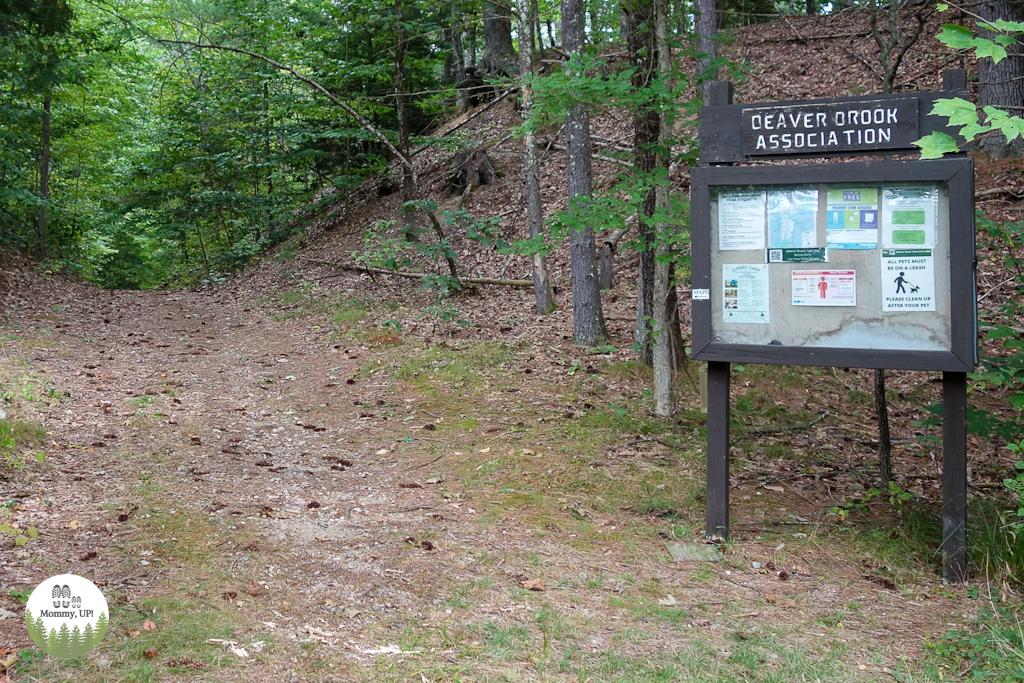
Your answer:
690;158;976;372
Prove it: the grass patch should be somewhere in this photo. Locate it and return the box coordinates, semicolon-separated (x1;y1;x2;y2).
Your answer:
923;606;1024;682
5;418;47;447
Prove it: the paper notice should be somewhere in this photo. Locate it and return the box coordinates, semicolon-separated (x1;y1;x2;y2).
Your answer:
719;190;766;251
768;188;819;249
881;249;935;311
882;186;938;248
826;187;878;250
791;270;857;306
722;264;770;324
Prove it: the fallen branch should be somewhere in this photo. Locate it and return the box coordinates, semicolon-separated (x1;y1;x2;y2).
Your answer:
419;88;517;151
324;264;533;288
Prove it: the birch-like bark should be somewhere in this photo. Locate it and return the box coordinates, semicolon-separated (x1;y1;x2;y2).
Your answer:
652;0;675;415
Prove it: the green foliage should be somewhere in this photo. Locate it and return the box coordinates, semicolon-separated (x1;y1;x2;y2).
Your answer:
1004;448;1024;537
919;17;1024;157
1;0;452;287
924;607;1024;682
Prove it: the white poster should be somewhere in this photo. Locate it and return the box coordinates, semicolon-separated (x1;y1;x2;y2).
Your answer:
719;191;766;251
882;186;938;248
723;264;770;324
791;270;857;306
881;249;935;311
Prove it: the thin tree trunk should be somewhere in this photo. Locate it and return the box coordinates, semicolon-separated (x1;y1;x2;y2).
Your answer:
806;0;815;15
695;0;717;103
563;0;608;345
626;0;659;366
37;94;51;256
517;0;556;314
531;0;542;51
652;0;676;415
547;20;556;49
451;7;467;111
396;0;417;240
979;0;1024;156
874;368;893;486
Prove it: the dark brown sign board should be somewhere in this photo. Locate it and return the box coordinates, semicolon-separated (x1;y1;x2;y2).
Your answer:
693;71;975;583
701;85;970;163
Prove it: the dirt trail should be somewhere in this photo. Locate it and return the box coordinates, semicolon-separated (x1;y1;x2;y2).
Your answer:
0;287;975;681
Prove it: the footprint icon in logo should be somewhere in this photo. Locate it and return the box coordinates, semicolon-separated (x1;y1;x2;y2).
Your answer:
61;585;71;608
52;584;62;608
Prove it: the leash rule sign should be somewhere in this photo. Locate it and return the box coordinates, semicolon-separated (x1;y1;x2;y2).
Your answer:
741;98;919;156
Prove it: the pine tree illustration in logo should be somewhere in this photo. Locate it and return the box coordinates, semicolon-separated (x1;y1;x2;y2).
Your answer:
56;623;72;658
92;612;108;647
82;623;95;653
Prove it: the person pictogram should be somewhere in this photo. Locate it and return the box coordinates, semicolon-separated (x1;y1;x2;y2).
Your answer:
817;276;828;299
894;271;912;294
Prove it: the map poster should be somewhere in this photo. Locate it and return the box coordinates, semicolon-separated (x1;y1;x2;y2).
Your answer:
722;264;770;324
768;188;819;249
791;270;857;306
882;186;938;248
718;190;766;251
826;187;878;249
881;249;935;311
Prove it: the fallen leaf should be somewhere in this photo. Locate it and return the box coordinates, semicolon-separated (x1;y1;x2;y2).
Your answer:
479;447;491;453
764;485;785;493
0;653;17;671
130;630;141;638
399;482;422;489
69;520;81;531
520;578;545;592
245;580;264;597
765;594;779;604
143;647;158;659
143;619;157;631
657;594;679;606
376;448;390;455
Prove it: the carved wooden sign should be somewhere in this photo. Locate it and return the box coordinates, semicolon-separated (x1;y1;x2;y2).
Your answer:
741;97;919;156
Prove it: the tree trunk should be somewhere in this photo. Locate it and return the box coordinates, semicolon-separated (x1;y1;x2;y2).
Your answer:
517;0;556;314
396;0;417;240
547;20;556;49
563;0;608;346
481;0;517;74
695;0;717;103
979;0;1024;156
531;0;542;51
450;6;467;109
806;0;815;15
653;0;676;416
625;0;659;366
874;368;893;486
37;94;51;256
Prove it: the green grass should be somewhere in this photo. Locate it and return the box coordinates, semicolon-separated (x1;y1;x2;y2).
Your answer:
6;418;47;447
923;606;1024;682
